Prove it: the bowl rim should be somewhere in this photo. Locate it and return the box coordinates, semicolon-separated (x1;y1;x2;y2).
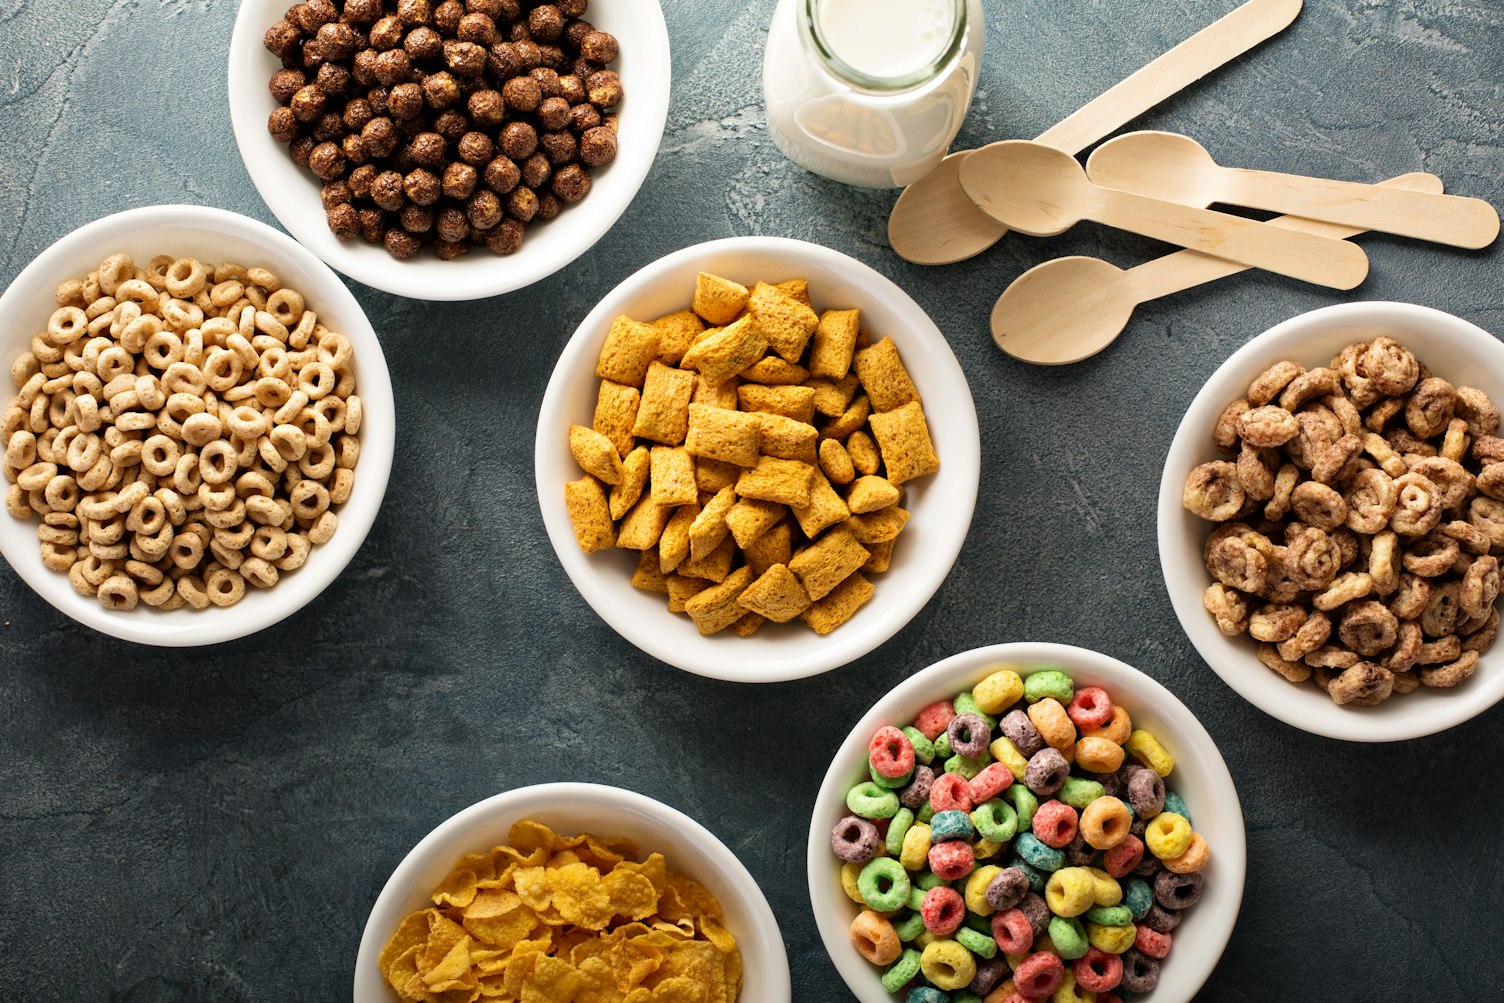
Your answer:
225;0;672;302
1157;300;1504;742
806;641;1247;1003
352;780;792;1002
0;203;395;646
533;234;982;683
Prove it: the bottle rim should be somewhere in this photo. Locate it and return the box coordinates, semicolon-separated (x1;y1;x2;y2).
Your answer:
801;0;968;93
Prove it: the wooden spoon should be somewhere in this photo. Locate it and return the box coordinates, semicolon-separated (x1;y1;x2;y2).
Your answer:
887;0;1305;265
1086;131;1500;249
958;140;1369;289
989;172;1442;365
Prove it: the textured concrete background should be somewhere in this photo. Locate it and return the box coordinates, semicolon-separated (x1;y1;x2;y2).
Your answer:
2;0;1503;999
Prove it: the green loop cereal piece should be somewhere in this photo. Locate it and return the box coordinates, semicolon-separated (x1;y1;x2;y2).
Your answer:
893;911;926;942
1024;669;1074;703
917;802;936;824
914;870;949;891
906;885;926;911
1059;776;1105;810
952;993;983;1003
953;691;998;732
859;857;911;912
904;726;936;766
964;910;992;935
886;807;916;857
870;760;913;789
1085;903;1133;926
971;800;1019;842
847;781;900;819
955;925;997;959
882;948;923;992
1004;785;1038;828
933;730;953;760
945;751;991;780
1047;915;1089;960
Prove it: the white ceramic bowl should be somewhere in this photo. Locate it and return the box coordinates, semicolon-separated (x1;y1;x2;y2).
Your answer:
534;236;981;682
353;781;791;1001
1159;302;1504;742
0;204;394;646
808;642;1246;1003
227;0;671;301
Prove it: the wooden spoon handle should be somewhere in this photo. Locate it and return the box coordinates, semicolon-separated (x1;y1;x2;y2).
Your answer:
1037;0;1304;154
1218;168;1500;249
1092;187;1369;290
1128;173;1442;302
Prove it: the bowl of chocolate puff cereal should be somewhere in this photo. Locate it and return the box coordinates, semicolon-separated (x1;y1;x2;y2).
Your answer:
228;0;670;301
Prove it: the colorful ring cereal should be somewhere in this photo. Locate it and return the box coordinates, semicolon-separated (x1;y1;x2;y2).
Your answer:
1023;669;1074;704
920;886;966;935
859;857;911;912
1000;710;1045;757
851;910;903;965
1074;734;1126;774
1014;831;1065;872
870;726;918;780
1066;686;1114;730
967;762;1014;802
930;809;975;843
1081;796;1132;850
1047;915;1090;960
1145;812;1192;860
914;701;955;742
900;766;937;810
1075;947;1124;992
1044;867;1095;917
1013;951;1065;997
985;867;1030;912
920;939;976;990
882;948;923;992
972;800;1019;843
929;773;975;813
928;840;976;881
990;908;1034;954
1134;924;1173;960
1126;729;1176;777
1163;831;1211;874
1027;698;1076;750
1024;748;1070;796
831;815;882;862
1087;920;1137;954
1031;800;1079;849
973;668;1024;714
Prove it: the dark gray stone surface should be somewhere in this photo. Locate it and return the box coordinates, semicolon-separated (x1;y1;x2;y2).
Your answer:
2;0;1502;998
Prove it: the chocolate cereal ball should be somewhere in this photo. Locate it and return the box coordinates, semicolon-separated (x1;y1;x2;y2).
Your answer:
421;70;461;108
342;0;382;24
399;204;434;233
442;161;478;199
436;205;470;242
374;49;413;86
551;162;590;202
370;15;403;50
485;218;524;255
483;156;521;193
558;73;585;104
466;189;503;229
357;207;387;243
269;68;306;103
384;227;422;259
315;21;358;60
312;110;345;141
443;39;486;75
527;4;563;41
388;81;423;119
520;152;551;189
342;97;375;131
264;20;302;59
457;11;497;44
529;66;562;98
539;130;576;166
403;168;441;205
434;0;465;33
361;116;398;158
434;238;469;260
397;0;432;27
321;180;354;210
457;130;494;165
535;191;561;221
578;125;616;166
499;121;537;159
557;0;587;17
348;164;378;198
371;170;407;211
586;70;621;108
327;203;359;240
408;131;447;167
405;25;444;61
289;84;327;122
315;61;352;97
433;109;470;140
537;95;569;131
501;74;541;113
568;102;600;133
487;42;523;79
289;135;316;167
579;30;618;64
267;107;299;143
467;88;506;128
505;185;538;222
341;132;369;165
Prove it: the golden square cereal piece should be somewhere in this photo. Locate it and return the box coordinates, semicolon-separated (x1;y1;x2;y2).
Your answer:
649;446;698;506
725;497;786;550
854;337;921;412
631;549;669;593
685;403;762;467
695;457;740;492
615;495;676;550
744;520;793;577
693;273;750;325
658;501;699;574
808;374;861;418
732;611;766;637
692;374;740;410
846;429;880;475
741;356;810;385
683;565;755;635
738;563;813;622
821;395;871;441
868;400;940;485
747;281;819;362
593;381;640;458
792;470;851;539
596;315;662;387
652;309;706;366
757;412;819;464
736;456;816;507
863;538;895;573
666;573;709;613
689;485;736;561
608;445;651;520
849;504;910;544
847;474;901;514
680;315;768;386
789;524;870;600
564;475;615;553
633;361;697;445
800;571;875;634
678;535;735;582
774;278;812;308
739;383;817;424
819;438;856;485
569;425;624;485
809;309;860;380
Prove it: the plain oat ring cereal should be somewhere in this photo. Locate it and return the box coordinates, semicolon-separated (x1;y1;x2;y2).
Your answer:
3;253;363;612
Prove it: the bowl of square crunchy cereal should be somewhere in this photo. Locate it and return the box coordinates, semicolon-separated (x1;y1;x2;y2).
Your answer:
1160;301;1504;741
0;204;394;646
353;781;789;1002
534;236;981;682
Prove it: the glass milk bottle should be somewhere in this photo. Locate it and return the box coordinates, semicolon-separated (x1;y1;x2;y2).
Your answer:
762;0;985;188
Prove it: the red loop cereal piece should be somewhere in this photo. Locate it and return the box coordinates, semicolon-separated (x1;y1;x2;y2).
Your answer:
1103;834;1145;878
868;725;916;780
929;772;975;813
928;839;976;881
1134;925;1172;959
1031;799;1079;849
1067;686;1114;730
914;699;956;741
1075;947;1125;992
920;885;966;935
991;908;1034;954
968;762;1014;802
1013;952;1066;998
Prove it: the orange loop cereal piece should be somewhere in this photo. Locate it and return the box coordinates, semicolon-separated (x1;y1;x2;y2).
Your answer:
1027;698;1075;752
1083;704;1132;745
1079;797;1132;850
1162;832;1210;874
1074;736;1125;774
850;909;902;966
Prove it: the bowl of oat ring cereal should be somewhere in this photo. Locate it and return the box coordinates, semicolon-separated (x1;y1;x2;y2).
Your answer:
227;0;671;301
0;204;395;646
1160;302;1504;741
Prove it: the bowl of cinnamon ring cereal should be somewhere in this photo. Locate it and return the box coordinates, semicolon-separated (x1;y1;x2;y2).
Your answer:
0;204;394;646
1160;301;1504;741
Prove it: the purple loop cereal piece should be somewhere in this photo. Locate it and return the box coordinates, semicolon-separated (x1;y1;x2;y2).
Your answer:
1002;709;1045;756
1089;770;1126;800
985;866;1031;912
1133;850;1162;878
969;956;1010;996
1130;814;1150;841
829;815;880;863
1143;902;1183;933
1064;831;1097;867
1018;891;1051;936
899;764;936;810
1127;768;1166;818
947;712;991;758
1153;868;1204;910
1119;949;1162;994
1025;747;1070;796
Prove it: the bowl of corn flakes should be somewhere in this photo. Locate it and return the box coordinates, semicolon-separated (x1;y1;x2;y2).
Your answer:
353;781;790;1002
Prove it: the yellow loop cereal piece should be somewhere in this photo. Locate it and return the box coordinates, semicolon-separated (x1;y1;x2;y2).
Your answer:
1029;698;1076;751
1079;797;1132;850
1126;729;1175;777
973;837;1004;861
1074;735;1125;774
920;939;977;991
914;930;937;949
1163;831;1211;874
965;864;1003;916
973;667;1025;714
1145;812;1192;860
850;909;902;965
841;861;865;904
1044;867;1096;917
1085;704;1133;745
1051;969;1096;1003
900;822;932;871
989;735;1030;781
1084;867;1122;907
1087;921;1137;954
